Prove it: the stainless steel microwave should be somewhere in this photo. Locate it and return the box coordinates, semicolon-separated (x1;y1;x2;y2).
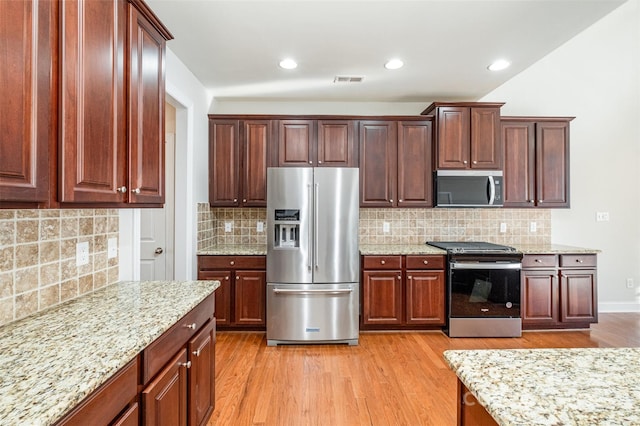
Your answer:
435;170;504;207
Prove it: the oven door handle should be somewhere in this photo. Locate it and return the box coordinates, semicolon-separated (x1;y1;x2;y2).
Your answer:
451;262;522;270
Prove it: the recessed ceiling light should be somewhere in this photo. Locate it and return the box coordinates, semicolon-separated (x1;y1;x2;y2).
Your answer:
384;59;404;70
279;58;297;69
488;59;510;71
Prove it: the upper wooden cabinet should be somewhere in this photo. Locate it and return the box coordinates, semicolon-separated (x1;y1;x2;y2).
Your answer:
0;0;56;205
276;119;357;167
359;120;433;207
0;0;172;208
502;117;573;208
422;102;503;170
59;0;171;206
208;119;270;207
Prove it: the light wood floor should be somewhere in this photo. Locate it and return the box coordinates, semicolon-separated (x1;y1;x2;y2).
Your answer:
208;313;640;426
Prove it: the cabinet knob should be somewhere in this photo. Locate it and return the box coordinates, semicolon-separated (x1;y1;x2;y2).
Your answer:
192;349;201;357
538;200;543;203
230;260;235;266
408;275;412;280
535;259;543;263
380;260;386;265
397;275;401;280
309;161;313;164
131;188;141;194
389;199;393;203
423;260;429;265
225;276;229;280
236;276;240;280
528;200;534;204
116;186;127;193
318;160;322;164
184;323;197;329
233;198;237;202
576;259;583;263
181;361;192;369
398;199;403;203
243;199;247;203
472;161;477;164
463;160;468;164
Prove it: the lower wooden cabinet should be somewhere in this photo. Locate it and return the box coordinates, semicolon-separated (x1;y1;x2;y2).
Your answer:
197;255;266;330
143;349;188;426
522;254;597;329
361;255;445;329
188;320;216;426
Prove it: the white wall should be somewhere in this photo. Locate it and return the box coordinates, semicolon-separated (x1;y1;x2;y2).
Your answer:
481;0;640;311
210;101;427;116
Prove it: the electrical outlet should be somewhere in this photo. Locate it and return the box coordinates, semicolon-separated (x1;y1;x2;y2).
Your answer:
107;238;118;259
225;222;233;232
596;212;610;222
499;223;507;233
256;221;264;232
383;222;390;233
76;241;89;266
530;222;537;233
627;278;634;289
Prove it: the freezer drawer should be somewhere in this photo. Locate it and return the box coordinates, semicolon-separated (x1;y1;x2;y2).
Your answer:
266;283;359;346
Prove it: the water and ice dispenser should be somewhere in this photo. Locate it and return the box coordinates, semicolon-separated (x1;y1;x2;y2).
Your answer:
273;209;300;248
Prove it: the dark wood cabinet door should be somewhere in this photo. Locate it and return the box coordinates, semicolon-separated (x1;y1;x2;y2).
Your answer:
277;120;315;166
234;271;266;325
197;270;231;327
560;269;597;324
142;348;188;426
436;107;470;169
59;0;127;203
208;120;240;206
362;271;403;325
397;121;433;207
317;120;357;167
128;4;166;204
502;121;536;207
470;107;501;169
405;271;445;325
359;121;397;207
0;0;54;204
242;120;270;206
112;403;139;426
536;121;570;207
188;321;216;426
521;269;559;326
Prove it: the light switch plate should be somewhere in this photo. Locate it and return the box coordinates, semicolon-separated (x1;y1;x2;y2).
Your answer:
225;222;233;232
530;222;537;233
383;222;390;233
76;241;89;266
256;221;264;232
499;223;507;233
108;238;118;259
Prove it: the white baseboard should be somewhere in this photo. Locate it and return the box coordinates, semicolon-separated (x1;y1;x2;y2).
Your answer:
598;302;640;313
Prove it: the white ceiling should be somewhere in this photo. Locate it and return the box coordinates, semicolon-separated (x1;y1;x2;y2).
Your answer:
146;0;626;102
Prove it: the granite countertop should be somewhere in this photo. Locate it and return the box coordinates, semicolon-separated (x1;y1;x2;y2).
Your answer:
198;244;267;255
0;280;220;425
444;348;640;425
512;243;600;254
359;244;447;255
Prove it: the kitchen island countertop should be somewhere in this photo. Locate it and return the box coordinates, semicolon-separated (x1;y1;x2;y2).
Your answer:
0;280;219;425
444;347;640;425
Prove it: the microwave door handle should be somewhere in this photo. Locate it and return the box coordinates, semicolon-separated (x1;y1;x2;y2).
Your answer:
488;176;496;205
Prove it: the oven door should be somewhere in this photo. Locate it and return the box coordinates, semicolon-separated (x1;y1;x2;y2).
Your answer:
449;261;521;319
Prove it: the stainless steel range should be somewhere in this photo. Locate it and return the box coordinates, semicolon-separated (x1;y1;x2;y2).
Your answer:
427;241;523;337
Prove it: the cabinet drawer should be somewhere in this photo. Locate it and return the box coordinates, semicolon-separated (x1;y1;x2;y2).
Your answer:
198;255;266;270
363;256;402;270
56;358;138;426
522;255;557;268
560;254;597;268
142;294;214;383
405;255;445;270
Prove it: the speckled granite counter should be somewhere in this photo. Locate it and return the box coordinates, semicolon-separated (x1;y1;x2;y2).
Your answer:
513;243;600;254
198;244;267;255
444;348;640;425
0;280;220;425
359;244;447;255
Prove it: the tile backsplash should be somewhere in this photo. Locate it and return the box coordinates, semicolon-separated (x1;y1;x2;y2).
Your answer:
197;203;551;248
0;209;119;326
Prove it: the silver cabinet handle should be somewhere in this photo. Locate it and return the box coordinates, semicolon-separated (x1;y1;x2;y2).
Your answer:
380;260;386;265
230;260;235;266
309;161;313;164
233;198;237;202
155;247;163;254
528;200;534;203
397;275;401;279
192;349;201;357
224;276;229;280
131;188;141;194
236;276;239;280
535;259;543;263
472;160;477;164
181;361;192;369
398;199;403;203
184;323;197;329
463;160;468;164
576;259;583;263
423;260;429;265
243;199;247;202
389;199;393;203
408;275;412;279
116;186;127;193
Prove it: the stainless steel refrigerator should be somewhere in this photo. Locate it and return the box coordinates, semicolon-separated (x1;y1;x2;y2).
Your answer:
266;167;359;346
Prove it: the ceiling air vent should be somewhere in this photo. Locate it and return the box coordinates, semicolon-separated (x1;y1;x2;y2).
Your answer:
333;75;365;83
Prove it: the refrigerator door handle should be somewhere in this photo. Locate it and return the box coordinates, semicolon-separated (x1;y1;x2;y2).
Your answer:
307;183;313;271
314;182;319;270
272;288;353;295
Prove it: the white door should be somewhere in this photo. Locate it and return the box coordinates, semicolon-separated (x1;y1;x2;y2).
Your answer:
140;133;175;280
